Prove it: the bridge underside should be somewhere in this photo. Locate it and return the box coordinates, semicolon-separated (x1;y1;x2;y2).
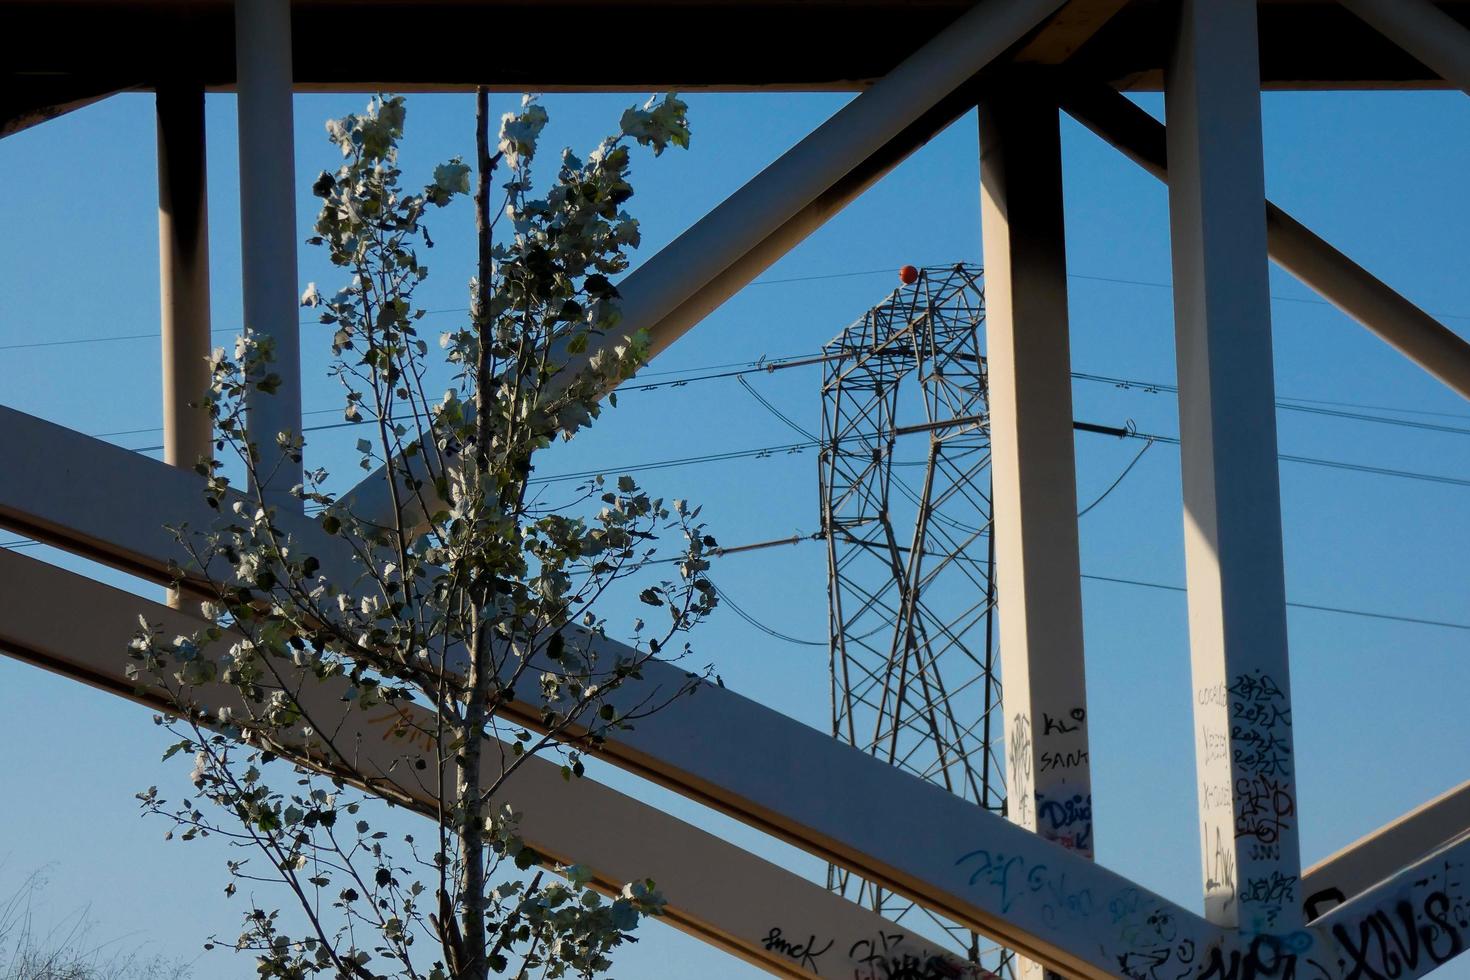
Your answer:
4;0;1470;137
5;0;1470;977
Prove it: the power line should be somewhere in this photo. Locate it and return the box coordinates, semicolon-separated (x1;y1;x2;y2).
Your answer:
528;440;819;486
0;307;470;354
712;583;829;647
0;267;902;355
12;261;1468;355
1067;271;1470;322
1076;437;1156;518
18;360;1470;494
736;375;819;441
1119;428;1470;489
1076;572;1470;633
1072;370;1470;426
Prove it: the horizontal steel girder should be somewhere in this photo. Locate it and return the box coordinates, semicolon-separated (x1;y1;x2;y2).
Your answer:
0;403;1213;977
0;545;982;980
8;405;1470;978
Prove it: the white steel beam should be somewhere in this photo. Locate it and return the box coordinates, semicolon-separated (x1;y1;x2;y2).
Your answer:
979;90;1094;856
1165;0;1302;934
336;0;1070;530
0;405;1219;978
236;0;304;509
1308;830;1470;980
0;547;985;980
979;89;1094;980
10;408;1470;979
1339;0;1470;97
585;0;1066;367
1302;779;1470;919
1058;81;1470;403
156;82;213;472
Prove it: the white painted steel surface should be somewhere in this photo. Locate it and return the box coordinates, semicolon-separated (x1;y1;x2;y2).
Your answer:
156;83;213;472
0;405;1215;978
979;91;1094;980
5;406;1470;976
0;547;991;980
979;93;1094;862
235;0;304;509
1165;0;1302;934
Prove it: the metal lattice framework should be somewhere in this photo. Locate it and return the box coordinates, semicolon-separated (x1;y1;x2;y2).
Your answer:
7;2;1470;978
821;264;1009;968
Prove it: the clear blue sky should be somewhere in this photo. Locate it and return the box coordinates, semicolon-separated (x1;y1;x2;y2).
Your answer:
1;85;1468;977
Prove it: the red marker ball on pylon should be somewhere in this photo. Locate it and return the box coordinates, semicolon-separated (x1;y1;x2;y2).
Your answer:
899;265;919;285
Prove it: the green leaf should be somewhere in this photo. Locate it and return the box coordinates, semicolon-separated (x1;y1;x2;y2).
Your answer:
433;160;471;197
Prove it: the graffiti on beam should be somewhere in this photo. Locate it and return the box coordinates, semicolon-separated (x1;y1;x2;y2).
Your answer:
1035;792;1093;854
759;925;997;978
1228;670;1298;927
1008;713;1034;827
950;825;1469;980
1041;708;1086;736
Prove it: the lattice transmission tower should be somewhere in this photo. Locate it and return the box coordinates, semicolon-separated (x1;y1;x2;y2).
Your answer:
819;264;1010;970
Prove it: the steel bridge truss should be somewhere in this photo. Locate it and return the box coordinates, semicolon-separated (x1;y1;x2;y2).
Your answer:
6;1;1470;978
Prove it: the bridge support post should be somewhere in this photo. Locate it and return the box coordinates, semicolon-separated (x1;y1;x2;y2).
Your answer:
157;82;213;609
979;87;1094;979
1165;0;1303;933
157;82;213;474
235;0;303;509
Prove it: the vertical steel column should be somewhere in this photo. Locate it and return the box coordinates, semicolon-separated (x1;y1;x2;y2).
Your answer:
980;90;1094;875
235;0;303;509
157;82;214;611
157;83;213;471
1165;0;1302;935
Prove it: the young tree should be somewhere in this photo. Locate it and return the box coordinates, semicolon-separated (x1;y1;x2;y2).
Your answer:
131;91;717;979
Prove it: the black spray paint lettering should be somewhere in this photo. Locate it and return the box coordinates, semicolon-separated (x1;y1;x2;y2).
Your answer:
1233;729;1293;779
1303;887;1347;920
1042;707;1086;735
1118;938;1200;980
1194;934;1316;980
1242;872;1298;907
1229;672;1287;704
1241;871;1300;930
1205;821;1238;914
846;931;989;980
1039;749;1089;773
1329;891;1465;980
762;927;835;973
1235;774;1295;847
